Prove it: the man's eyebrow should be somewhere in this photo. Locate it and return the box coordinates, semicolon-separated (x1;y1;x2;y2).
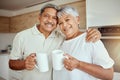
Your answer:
45;12;57;17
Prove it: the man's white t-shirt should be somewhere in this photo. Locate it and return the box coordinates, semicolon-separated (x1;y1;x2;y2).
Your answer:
9;24;64;80
53;32;114;80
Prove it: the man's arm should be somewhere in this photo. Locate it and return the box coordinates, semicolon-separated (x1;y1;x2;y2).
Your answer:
9;59;25;70
9;53;36;70
86;28;101;42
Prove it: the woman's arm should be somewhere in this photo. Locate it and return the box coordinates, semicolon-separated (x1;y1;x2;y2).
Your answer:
64;54;114;80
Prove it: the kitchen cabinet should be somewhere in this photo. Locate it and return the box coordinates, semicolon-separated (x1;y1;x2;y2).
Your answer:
0;53;22;80
98;26;120;39
0;17;10;33
0;53;9;80
9;69;22;80
86;0;120;28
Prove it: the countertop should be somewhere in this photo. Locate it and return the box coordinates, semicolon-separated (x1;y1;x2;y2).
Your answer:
0;52;9;55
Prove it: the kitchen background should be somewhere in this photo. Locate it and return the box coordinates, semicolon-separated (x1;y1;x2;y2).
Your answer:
0;0;120;80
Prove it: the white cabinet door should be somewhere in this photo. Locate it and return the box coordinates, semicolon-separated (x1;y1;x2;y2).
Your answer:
86;0;120;27
0;54;22;80
0;54;9;80
9;69;22;80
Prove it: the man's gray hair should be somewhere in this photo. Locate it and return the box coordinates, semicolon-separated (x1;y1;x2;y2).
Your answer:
57;6;79;18
40;4;59;15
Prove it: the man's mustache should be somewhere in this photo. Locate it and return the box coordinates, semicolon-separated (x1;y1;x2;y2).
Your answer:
45;22;54;26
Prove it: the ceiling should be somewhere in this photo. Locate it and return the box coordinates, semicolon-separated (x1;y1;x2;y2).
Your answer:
0;0;80;17
0;0;52;11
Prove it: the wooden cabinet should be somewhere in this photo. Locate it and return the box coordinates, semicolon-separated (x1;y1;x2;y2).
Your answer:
0;11;39;33
10;11;39;33
0;17;10;33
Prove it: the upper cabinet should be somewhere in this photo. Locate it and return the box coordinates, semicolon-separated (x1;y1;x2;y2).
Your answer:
0;16;10;33
86;0;120;28
10;11;39;33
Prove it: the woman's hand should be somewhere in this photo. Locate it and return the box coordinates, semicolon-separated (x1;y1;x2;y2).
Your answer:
63;54;79;71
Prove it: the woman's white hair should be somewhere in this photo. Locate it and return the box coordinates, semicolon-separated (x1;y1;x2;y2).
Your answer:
57;6;79;18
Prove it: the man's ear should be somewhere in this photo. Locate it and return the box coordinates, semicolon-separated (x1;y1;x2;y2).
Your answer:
39;13;43;20
38;15;41;21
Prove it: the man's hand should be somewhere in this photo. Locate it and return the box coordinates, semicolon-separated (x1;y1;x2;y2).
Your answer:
86;28;101;42
25;53;36;70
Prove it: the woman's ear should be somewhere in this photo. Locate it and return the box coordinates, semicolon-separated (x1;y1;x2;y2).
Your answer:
76;16;80;24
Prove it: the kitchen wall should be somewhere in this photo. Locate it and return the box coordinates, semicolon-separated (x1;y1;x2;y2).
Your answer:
10;11;39;33
0;1;86;33
10;1;86;33
0;0;86;50
102;39;120;72
0;16;10;33
0;33;16;51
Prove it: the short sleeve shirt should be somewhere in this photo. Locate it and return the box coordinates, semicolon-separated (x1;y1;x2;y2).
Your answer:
53;32;114;80
10;24;64;80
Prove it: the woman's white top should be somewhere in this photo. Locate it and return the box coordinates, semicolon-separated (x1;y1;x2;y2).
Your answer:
53;32;114;80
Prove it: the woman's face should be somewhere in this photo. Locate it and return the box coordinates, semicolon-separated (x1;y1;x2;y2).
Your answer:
58;13;80;39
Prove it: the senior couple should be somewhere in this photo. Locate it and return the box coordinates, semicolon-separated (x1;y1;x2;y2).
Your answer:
9;4;114;80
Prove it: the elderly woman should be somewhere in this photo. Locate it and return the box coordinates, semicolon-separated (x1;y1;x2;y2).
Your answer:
53;6;114;80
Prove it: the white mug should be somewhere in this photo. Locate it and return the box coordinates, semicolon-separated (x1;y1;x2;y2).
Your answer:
36;53;49;72
52;50;65;70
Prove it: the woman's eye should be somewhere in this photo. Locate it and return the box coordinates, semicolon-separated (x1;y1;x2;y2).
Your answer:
66;19;70;22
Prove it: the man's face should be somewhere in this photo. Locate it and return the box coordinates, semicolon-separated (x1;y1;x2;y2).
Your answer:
58;13;80;39
39;8;57;33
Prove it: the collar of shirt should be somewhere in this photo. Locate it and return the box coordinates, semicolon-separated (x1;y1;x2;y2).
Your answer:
31;24;57;38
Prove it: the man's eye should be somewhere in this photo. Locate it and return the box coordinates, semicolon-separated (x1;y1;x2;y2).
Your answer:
44;14;49;17
59;22;62;25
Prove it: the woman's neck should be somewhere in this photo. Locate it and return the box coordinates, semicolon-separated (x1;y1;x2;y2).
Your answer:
66;31;82;40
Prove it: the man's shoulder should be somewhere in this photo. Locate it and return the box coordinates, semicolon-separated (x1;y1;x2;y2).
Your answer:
16;27;33;37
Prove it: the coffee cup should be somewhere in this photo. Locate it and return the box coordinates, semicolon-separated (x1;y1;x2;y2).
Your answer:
36;53;49;72
52;50;65;70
